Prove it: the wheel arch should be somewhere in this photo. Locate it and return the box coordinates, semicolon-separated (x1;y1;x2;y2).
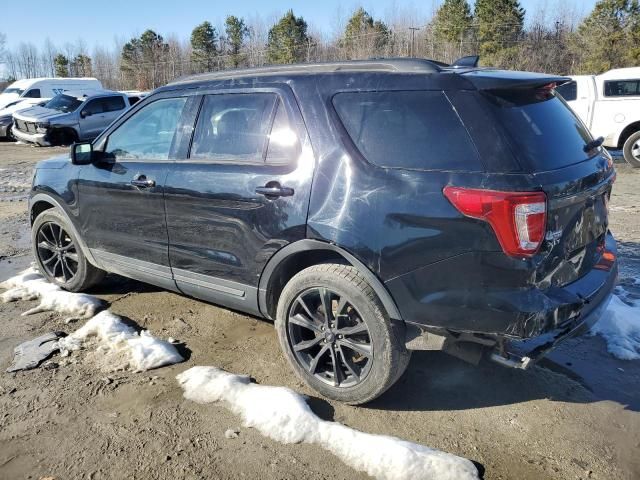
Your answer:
258;239;402;322
617;121;640;149
29;193;99;267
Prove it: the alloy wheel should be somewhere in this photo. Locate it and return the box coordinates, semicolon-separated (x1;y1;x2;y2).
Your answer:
36;222;79;283
287;287;373;388
632;138;640;162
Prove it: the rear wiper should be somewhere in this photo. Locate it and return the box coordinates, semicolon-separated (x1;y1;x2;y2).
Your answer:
584;136;604;152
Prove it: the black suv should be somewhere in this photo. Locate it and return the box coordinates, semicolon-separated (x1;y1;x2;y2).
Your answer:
29;59;617;404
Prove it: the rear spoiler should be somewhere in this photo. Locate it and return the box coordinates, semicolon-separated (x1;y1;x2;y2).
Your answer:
461;70;571;91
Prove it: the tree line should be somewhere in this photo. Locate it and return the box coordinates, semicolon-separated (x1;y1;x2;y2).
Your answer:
1;0;639;91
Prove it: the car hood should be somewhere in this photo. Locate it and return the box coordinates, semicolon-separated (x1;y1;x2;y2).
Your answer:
14;105;68;122
36;154;71;170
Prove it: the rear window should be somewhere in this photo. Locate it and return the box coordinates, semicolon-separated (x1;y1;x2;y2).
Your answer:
482;89;593;171
604;79;640;97
332;91;482;171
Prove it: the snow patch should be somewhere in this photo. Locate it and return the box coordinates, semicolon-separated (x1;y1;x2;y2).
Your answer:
58;310;184;372
177;366;479;480
0;268;102;320
592;295;640;360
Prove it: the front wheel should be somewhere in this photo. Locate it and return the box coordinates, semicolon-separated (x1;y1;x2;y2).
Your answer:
31;209;105;292
275;264;410;404
623;131;640;168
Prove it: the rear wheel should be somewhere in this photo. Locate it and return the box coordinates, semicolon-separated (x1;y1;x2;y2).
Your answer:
31;209;105;292
622;130;640;168
275;264;410;404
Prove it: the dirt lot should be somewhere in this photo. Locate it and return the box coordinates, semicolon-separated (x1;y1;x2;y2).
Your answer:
0;141;639;480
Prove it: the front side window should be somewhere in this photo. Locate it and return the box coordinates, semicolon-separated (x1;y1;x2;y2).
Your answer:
2;87;24;95
604;79;640;97
190;93;276;162
45;94;83;113
23;88;41;98
105;97;187;161
333;90;481;171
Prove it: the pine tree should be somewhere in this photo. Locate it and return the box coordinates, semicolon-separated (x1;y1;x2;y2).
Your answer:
474;0;525;67
121;30;168;89
191;21;218;72
572;0;640;73
342;7;389;57
267;10;308;64
225;16;248;68
70;54;92;77
432;0;472;45
53;54;69;77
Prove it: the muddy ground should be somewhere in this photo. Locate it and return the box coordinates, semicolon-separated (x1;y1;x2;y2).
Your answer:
0;141;639;480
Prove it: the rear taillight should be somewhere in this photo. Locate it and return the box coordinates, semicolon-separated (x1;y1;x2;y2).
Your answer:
443;186;547;257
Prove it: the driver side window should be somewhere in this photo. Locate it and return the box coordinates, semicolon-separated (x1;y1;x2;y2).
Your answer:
105;97;187;161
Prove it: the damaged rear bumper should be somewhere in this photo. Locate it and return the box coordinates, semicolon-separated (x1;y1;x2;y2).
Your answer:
490;235;617;368
402;232;618;367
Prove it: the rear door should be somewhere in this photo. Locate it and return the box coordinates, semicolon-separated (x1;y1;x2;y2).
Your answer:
164;87;314;314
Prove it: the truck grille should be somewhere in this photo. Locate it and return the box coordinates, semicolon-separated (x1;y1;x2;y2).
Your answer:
15;120;37;133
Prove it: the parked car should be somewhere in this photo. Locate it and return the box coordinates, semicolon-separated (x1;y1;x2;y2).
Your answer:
0;98;51;139
12;90;131;146
29;59;617;404
0;77;102;110
556;67;640;167
119;90;149;106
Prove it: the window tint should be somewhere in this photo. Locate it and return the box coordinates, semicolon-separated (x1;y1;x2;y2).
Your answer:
23;88;41;98
128;96;140;106
190;93;276;162
555;81;577;101
105;97;187;161
266;100;299;164
332;91;481;171
84;96;126;115
482;88;593;171
103;96;126;112
604;80;640;97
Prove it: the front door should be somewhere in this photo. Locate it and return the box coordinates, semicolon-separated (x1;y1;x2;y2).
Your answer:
77;96;188;290
164;89;314;314
79;95;127;140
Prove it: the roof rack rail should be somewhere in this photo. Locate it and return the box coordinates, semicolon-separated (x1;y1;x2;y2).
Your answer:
169;58;443;85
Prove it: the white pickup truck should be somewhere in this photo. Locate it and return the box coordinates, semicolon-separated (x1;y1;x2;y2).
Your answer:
556;67;640;167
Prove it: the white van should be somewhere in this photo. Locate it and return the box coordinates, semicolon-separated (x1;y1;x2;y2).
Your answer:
556;67;640;166
0;77;102;110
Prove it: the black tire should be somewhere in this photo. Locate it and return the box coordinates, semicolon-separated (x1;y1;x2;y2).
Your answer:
48;129;77;147
275;263;410;405
31;209;105;292
622;130;640;168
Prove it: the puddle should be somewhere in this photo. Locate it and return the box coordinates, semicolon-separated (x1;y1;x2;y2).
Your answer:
0;255;33;282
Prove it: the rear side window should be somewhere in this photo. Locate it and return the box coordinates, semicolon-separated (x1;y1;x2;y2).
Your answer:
604;79;640;97
483;89;593;171
190;93;276;163
332;91;481;171
555;81;577;101
103;96;126;112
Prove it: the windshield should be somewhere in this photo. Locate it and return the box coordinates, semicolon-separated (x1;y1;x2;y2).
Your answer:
45;94;83;113
2;87;24;95
483;88;594;171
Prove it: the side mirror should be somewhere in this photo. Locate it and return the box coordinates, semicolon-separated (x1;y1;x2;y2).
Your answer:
71;142;94;165
80;110;91;118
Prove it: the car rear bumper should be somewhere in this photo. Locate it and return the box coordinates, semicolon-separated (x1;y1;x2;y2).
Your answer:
11;127;50;146
397;232;618;355
489;240;617;368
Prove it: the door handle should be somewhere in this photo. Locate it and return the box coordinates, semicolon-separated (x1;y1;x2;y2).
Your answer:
255;183;294;199
131;174;155;188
